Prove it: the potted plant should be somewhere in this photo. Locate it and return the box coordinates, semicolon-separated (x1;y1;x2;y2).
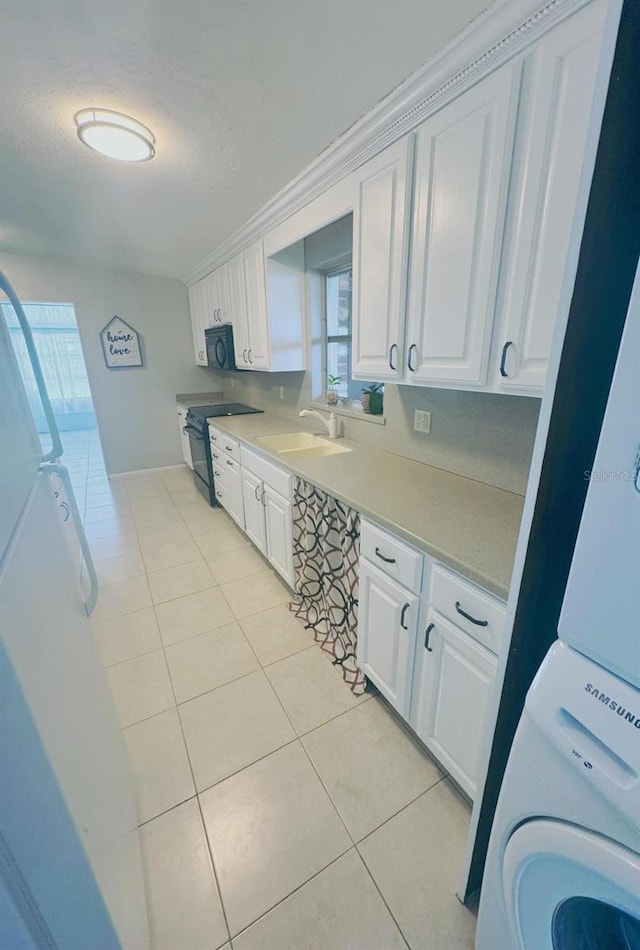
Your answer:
362;383;383;415
326;375;341;405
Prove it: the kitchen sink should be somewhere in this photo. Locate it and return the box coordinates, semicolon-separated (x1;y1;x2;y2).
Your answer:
254;432;352;459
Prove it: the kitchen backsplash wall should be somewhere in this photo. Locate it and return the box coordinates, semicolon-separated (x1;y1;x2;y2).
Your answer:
223;369;540;495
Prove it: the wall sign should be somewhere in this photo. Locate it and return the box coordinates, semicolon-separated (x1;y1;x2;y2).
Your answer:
100;316;142;368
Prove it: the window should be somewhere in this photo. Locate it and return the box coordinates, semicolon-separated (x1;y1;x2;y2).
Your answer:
324;267;381;405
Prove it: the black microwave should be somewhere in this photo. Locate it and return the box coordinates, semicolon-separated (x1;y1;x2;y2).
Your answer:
205;325;237;370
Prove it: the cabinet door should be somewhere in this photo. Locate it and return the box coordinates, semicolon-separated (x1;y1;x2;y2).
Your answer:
188;281;207;366
243;240;270;370
264;485;294;588
352;136;413;381
224;459;245;530
405;60;521;386
356;560;418;717
241;469;267;555
216;263;231;325
227;253;250;367
414;611;497;799
494;3;608;394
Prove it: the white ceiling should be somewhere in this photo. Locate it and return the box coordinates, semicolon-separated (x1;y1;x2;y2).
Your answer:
0;0;489;279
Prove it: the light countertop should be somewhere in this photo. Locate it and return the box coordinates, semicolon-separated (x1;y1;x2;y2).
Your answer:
206;410;524;601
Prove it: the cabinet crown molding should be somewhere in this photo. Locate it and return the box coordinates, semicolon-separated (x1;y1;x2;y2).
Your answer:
184;0;590;286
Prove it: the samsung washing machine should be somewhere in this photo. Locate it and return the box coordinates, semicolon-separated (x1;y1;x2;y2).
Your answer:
476;640;640;949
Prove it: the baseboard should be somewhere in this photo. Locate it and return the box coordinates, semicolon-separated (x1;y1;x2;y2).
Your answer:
109;464;188;480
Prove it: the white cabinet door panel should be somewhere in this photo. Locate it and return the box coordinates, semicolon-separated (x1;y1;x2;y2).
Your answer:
241;469;267;555
406;60;521;386
264;485;294;588
415;611;497;798
352;136;413;381
228;253;250;367
225;459;245;531
357;560;417;717
495;2;608;393
188;280;208;366
243;240;270;370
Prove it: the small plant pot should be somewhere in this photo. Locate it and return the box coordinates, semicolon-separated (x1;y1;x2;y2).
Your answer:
361;393;370;412
368;392;383;415
326;390;339;405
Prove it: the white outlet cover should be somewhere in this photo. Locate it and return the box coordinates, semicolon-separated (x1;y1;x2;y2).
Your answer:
414;409;431;434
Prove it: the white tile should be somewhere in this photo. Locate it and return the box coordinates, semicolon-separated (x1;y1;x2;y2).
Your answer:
167;488;202;506
303;698;444;840
84;512;134;539
92;575;151;622
194;526;249;558
155;587;235;646
84;502;131;524
239;605;313;666
88;531;140;561
200;742;350;936
206;545;268;585
137;522;192;545
91;607;161;667
358;780;475;950
133;507;185;531
178;501;226;522
140;535;203;574
94;550;146;584
147;559;216;605
183;510;233;538
233;849;406;950
124;709;195;823
166;622;259;703
159;467;195;492
125;476;169;500
179;670;295;791
220;571;291;619
106;649;174;727
129;494;177;516
266;646;369;735
140;799;228;950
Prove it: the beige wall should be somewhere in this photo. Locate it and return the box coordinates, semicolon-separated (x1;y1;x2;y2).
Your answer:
223;368;540;496
1;252;222;474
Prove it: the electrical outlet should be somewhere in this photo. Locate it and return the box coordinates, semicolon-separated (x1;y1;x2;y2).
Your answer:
279;386;285;400
414;409;431;434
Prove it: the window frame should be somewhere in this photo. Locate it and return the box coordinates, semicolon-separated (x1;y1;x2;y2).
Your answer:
323;264;354;402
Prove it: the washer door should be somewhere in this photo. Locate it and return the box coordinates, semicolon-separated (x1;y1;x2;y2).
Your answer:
503;820;640;950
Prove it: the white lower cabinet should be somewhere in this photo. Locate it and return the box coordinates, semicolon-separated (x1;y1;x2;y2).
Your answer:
223;458;245;529
239;450;295;588
263;485;294;587
240;468;267;555
357;559;418;718
412;610;497;799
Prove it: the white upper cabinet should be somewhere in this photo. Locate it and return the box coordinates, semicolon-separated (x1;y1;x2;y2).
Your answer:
242;239;270;370
405;60;521;387
227;252;250;364
188;264;231;365
352;137;413;381
188;280;208;366
494;2;608;394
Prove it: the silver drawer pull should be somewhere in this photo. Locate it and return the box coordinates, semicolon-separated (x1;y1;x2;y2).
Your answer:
375;546;396;564
400;602;410;630
226;459;234;466
455;601;488;627
424;623;435;652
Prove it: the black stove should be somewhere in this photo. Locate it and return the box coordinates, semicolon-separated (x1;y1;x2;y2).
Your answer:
184;403;263;505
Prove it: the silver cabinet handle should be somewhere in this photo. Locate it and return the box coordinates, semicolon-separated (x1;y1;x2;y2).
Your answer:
455;601;488;627
400;602;410;630
254;483;262;501
248;348;254;364
389;343;398;371
261;487;267;506
0;271;64;462
41;463;98;616
243;348;248;363
407;344;417;372
226;459;234;466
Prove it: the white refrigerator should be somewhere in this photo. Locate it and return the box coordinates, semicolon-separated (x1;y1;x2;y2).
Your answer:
0;271;149;948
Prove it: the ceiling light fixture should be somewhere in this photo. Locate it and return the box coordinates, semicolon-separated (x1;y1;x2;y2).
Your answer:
74;109;155;162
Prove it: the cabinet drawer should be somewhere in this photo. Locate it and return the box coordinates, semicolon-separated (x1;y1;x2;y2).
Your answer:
213;481;227;506
240;447;293;501
209;425;241;462
212;464;227;486
360;520;423;593
430;563;506;655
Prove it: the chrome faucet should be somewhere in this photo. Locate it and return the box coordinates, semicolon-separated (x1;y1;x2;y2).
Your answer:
299;408;339;440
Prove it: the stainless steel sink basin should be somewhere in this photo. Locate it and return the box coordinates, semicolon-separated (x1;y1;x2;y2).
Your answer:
254;432;352;459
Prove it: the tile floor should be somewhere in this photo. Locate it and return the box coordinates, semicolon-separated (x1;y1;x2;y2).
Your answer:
64;429;478;949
